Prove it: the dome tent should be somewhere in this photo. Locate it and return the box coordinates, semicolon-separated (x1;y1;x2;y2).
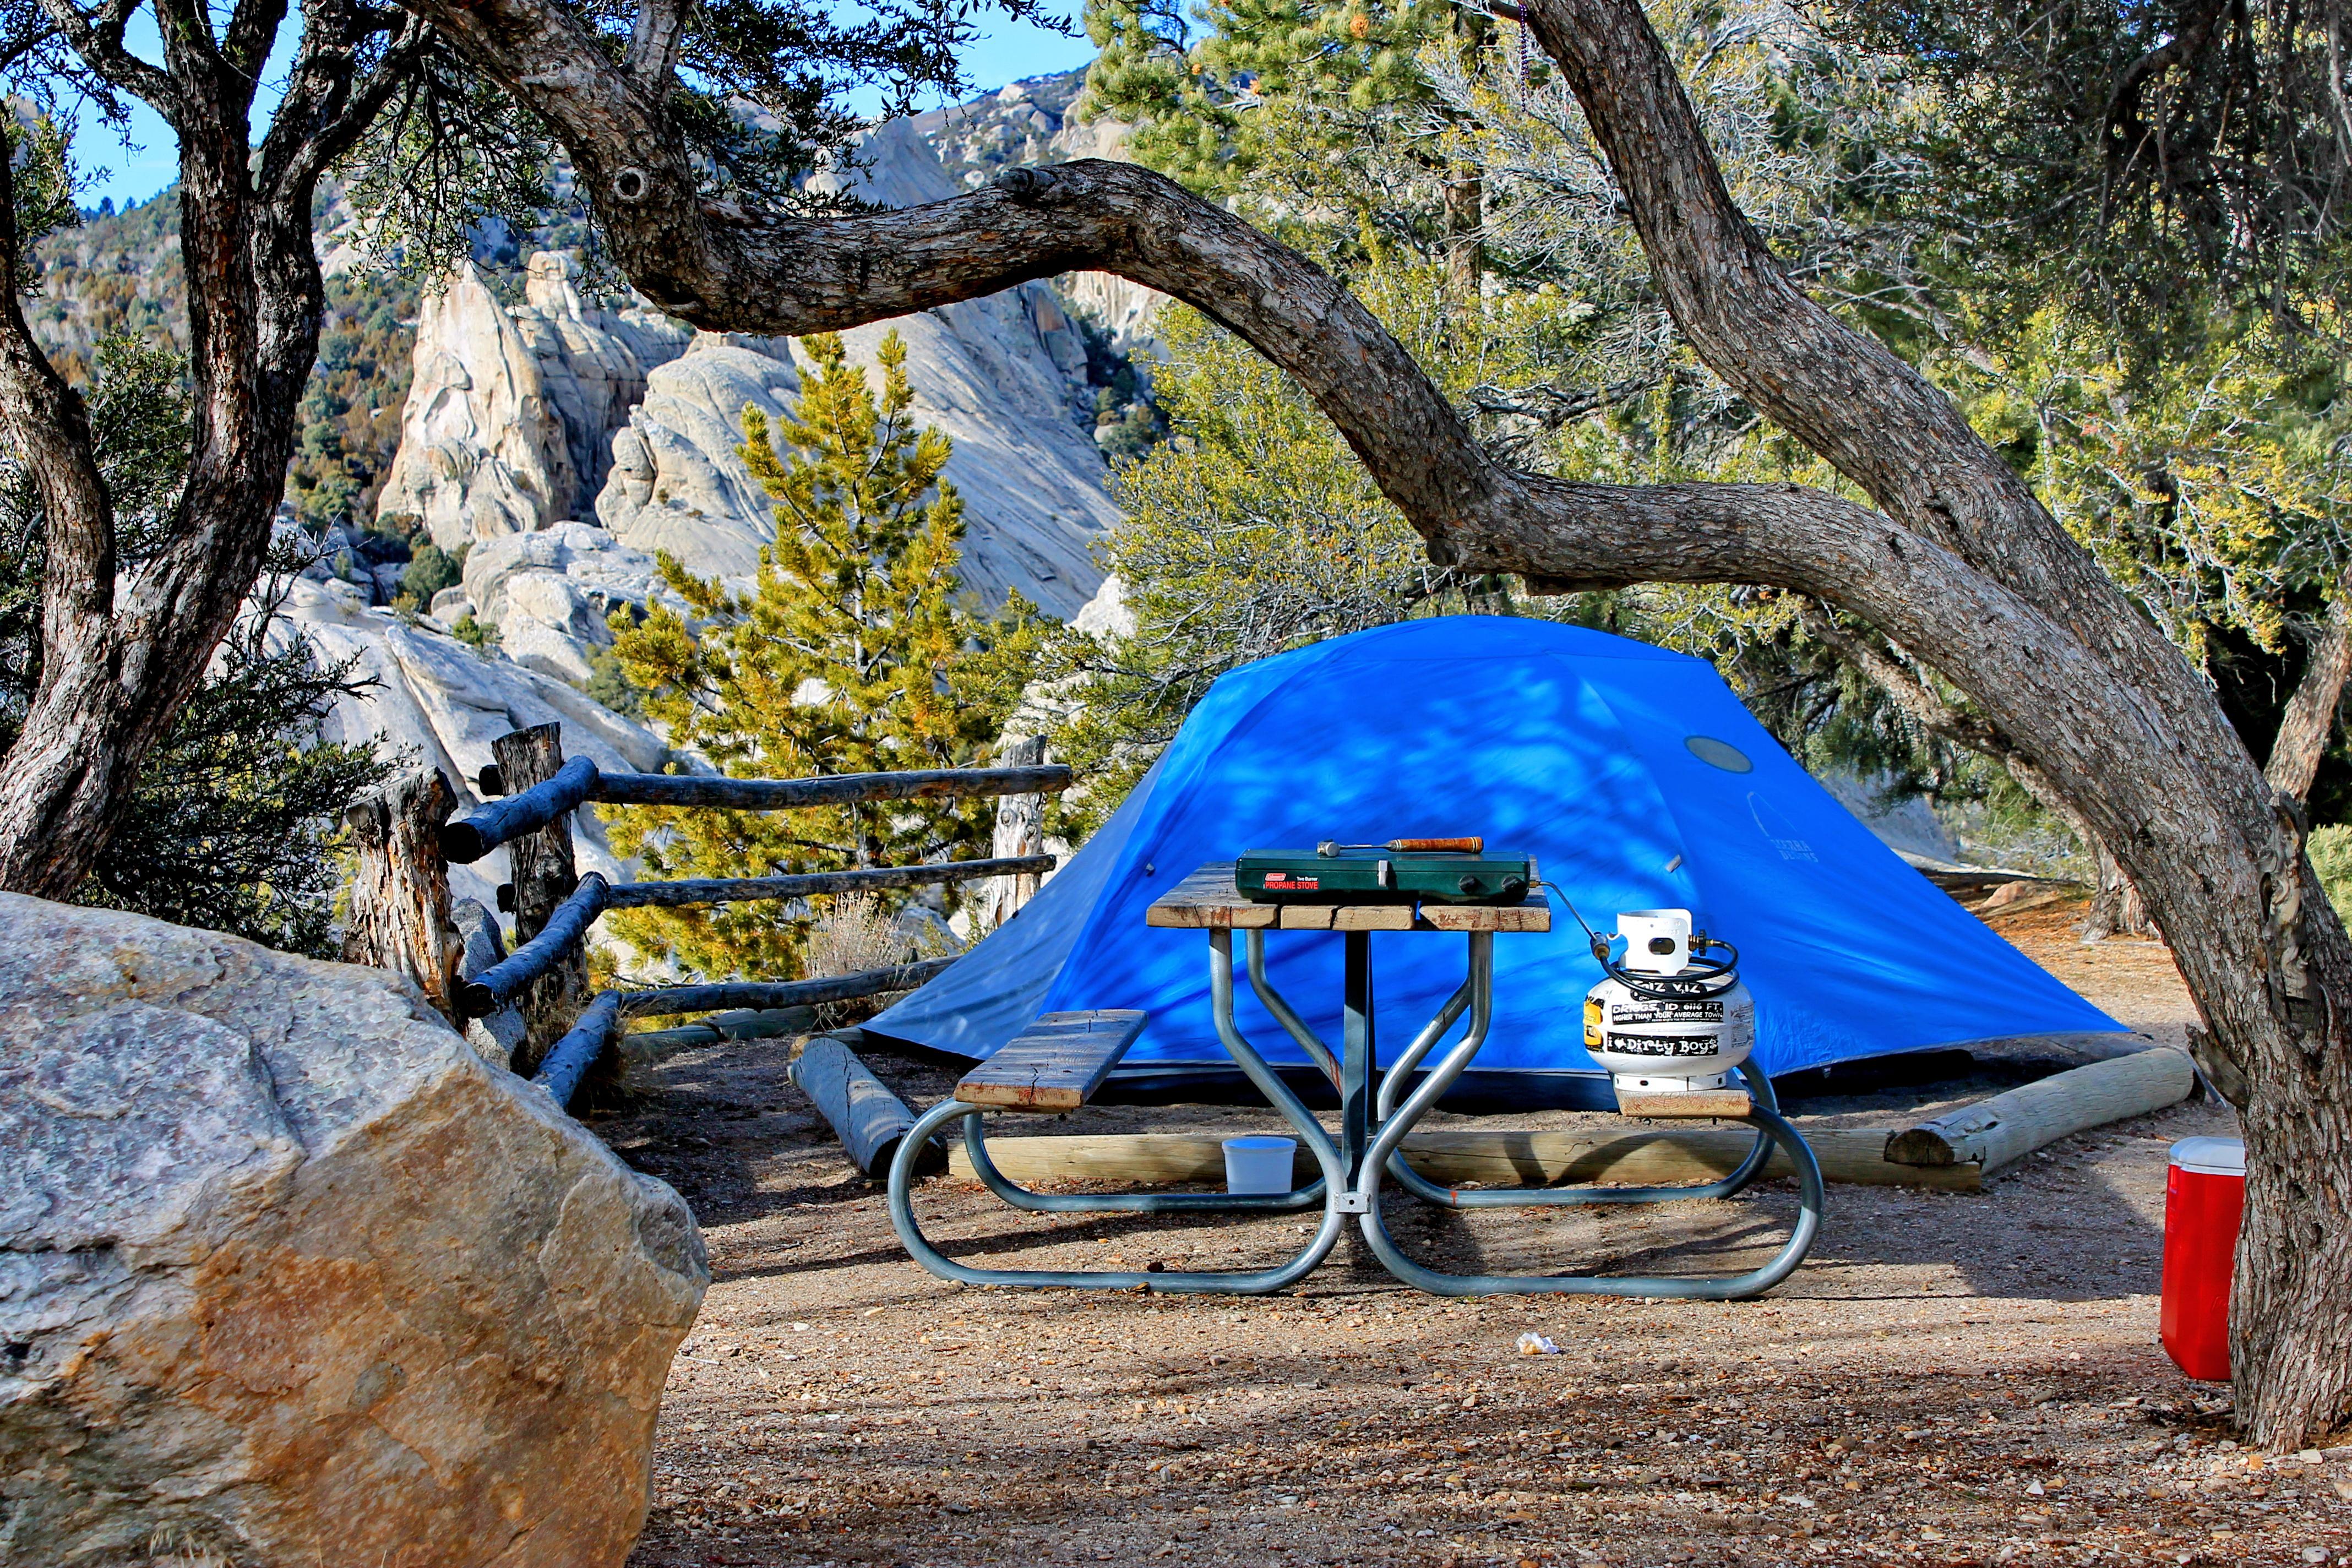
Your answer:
869;616;2122;1104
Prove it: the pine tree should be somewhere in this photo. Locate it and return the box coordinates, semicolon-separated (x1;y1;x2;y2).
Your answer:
602;331;1045;982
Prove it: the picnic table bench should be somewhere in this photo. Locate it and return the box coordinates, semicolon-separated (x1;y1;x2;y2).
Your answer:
952;1010;1148;1112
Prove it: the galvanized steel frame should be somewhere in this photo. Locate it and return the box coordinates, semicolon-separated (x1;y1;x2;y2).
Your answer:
886;923;1822;1298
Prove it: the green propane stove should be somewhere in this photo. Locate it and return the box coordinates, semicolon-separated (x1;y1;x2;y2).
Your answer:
1235;836;1535;906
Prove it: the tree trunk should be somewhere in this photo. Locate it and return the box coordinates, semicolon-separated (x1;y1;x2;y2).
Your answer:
2267;596;2352;803
1443;167;1484;301
0;4;415;897
394;0;2352;1449
2079;839;2156;943
343;769;465;1026
492;723;592;1075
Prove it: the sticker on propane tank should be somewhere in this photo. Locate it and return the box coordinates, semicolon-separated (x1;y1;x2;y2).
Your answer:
1583;998;1603;1048
1607;1000;1725;1025
1602;1033;1724;1057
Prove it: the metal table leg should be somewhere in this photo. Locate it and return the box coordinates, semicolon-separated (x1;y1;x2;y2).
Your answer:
1350;939;1823;1297
884;929;1350;1294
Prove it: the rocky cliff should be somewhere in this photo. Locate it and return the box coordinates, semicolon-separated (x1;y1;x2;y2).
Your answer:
376;253;693;546
378;85;1140;627
247;75;1153;924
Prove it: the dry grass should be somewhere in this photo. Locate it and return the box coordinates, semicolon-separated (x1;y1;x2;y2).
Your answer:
803;893;913;982
803;892;962;1026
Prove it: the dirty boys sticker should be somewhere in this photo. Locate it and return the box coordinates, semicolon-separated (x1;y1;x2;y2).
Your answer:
1602;1033;1725;1058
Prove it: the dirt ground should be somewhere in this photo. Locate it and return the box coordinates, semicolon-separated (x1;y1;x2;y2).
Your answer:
603;895;2352;1568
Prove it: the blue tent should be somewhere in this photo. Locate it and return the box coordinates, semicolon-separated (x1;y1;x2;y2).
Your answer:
871;617;2121;1100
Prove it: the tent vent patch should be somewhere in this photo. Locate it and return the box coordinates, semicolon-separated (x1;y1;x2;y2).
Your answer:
1685;736;1752;772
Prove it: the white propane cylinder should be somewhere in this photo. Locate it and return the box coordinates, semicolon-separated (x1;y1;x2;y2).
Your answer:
1583;909;1756;1093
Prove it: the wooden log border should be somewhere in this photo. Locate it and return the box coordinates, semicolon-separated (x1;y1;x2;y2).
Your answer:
790;1036;946;1178
442;761;1074;863
531;958;960;1109
945;1126;1983;1192
933;1048;2202;1195
1882;1047;2197;1173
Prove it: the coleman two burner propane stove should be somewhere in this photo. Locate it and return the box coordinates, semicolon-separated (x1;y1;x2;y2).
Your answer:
1235;836;1536;906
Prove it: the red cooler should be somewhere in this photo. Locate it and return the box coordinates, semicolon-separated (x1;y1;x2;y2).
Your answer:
2160;1135;2246;1382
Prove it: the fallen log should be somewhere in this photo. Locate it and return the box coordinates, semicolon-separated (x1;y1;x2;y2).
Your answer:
944;1125;1983;1193
618;1005;817;1064
1882;1047;2196;1174
791;1036;945;1178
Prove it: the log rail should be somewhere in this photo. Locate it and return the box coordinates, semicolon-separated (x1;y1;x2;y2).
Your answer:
342;730;1071;1110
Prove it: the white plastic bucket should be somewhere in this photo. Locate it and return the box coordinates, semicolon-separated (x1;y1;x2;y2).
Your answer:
1223;1136;1298;1195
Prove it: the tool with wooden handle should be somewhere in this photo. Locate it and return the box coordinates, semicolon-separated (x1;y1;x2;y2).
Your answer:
1314;836;1484;856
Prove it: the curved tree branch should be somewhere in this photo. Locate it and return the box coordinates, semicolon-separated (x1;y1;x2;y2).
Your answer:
36;0;184;119
377;0;2352;1441
2268;595;2352;803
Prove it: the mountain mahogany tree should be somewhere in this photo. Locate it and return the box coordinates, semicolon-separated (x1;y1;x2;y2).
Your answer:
0;0;1046;898
378;0;2352;1445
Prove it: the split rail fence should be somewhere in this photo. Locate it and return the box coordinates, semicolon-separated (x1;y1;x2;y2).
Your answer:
342;722;1068;1109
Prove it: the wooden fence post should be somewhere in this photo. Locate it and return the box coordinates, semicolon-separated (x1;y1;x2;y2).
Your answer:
343;768;465;1027
492;723;591;1075
983;734;1048;929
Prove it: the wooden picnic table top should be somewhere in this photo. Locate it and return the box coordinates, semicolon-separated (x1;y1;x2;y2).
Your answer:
1144;862;1553;933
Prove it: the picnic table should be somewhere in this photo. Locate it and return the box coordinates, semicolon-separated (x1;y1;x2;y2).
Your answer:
887;863;1822;1297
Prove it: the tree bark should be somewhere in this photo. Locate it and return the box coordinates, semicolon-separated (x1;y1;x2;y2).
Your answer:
2267;597;2352;803
0;1;425;897
394;0;2352;1449
982;734;1049;930
2079;840;2157;943
491;724;591;1074
342;768;465;1026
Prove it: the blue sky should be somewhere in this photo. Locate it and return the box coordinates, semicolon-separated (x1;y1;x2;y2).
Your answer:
72;3;1098;209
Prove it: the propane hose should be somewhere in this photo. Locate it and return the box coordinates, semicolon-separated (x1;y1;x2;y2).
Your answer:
1541;881;1743;1001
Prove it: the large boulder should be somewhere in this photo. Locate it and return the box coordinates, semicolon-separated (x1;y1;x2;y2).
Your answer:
0;895;707;1565
595;336;805;585
456;521;676;688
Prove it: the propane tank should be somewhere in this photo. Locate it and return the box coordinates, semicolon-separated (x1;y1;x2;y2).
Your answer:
1582;908;1755;1094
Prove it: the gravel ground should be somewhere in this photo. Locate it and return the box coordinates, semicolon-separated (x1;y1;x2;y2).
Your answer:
607;896;2351;1568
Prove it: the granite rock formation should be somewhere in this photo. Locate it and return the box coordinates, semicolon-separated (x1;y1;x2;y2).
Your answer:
456;521;679;688
0;895;707;1565
269;575;667;912
377;256;690;548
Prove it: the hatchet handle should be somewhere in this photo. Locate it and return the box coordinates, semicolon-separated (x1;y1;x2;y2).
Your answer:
1389;837;1483;853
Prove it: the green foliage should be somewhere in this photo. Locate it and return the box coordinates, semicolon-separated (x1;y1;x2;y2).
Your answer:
1087;0;1452;208
74;590;398;955
1070;0;2352;848
397;538;466;607
1043;291;1526;837
334;46;556;279
602;331;1047;980
450;612;497;652
584;641;646;720
1834;0;2352;337
3;114;77;293
2312;825;2352;927
284;276;423;531
0;337;393;954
